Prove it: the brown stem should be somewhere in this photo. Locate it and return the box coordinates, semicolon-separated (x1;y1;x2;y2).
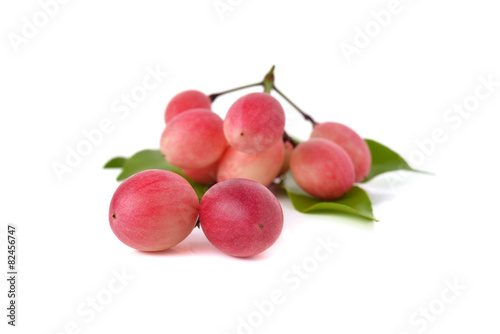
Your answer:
273;85;317;126
283;132;299;148
209;82;263;102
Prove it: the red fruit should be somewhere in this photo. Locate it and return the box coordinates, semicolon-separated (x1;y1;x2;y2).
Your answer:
224;92;286;154
199;178;284;257
108;170;199;251
310;122;371;182
182;160;218;184
164;90;211;123
217;139;284;186
290;138;355;200
160;109;227;169
278;140;294;176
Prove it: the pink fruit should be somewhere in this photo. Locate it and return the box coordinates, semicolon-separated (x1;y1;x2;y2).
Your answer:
224;92;286;154
164;90;211;123
217;139;284;186
290;138;355;200
182;161;218;184
199;178;284;257
278;140;294;176
108;169;199;251
160;109;227;169
310;122;371;182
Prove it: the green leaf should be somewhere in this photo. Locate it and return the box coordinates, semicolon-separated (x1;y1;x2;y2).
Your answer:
115;150;180;180
107;149;209;200
363;139;424;182
282;174;377;221
103;157;127;169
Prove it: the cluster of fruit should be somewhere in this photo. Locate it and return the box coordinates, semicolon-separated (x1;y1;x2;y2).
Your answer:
160;89;371;200
109;170;283;257
108;68;372;257
160;90;286;187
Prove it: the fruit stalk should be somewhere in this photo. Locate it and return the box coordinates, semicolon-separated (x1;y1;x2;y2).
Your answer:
271;85;317;126
209;82;264;102
209;65;317;126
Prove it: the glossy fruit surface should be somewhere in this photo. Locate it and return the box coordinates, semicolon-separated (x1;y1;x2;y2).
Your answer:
290;138;355;200
199;178;283;257
182;160;218;184
310;122;371;182
224;92;285;154
164;90;211;123
279;140;294;175
160;109;227;169
217;139;284;186
109;170;199;251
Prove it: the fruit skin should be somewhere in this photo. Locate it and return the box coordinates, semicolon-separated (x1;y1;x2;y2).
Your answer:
224;92;286;154
199;178;283;257
160;109;227;169
310;122;371;183
290;138;355;200
164;90;211;123
182;160;218;184
217;139;284;186
108;170;199;251
278;140;294;176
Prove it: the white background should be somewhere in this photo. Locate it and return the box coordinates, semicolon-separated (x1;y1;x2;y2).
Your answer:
1;0;500;333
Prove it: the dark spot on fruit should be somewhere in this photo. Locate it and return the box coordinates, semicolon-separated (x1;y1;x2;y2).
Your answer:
112;213;117;220
240;132;244;136
259;224;264;229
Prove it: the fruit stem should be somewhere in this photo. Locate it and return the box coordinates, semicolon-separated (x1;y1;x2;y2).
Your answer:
263;65;275;94
272;85;317;126
209;66;317;127
283;131;299;148
209;82;263;102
